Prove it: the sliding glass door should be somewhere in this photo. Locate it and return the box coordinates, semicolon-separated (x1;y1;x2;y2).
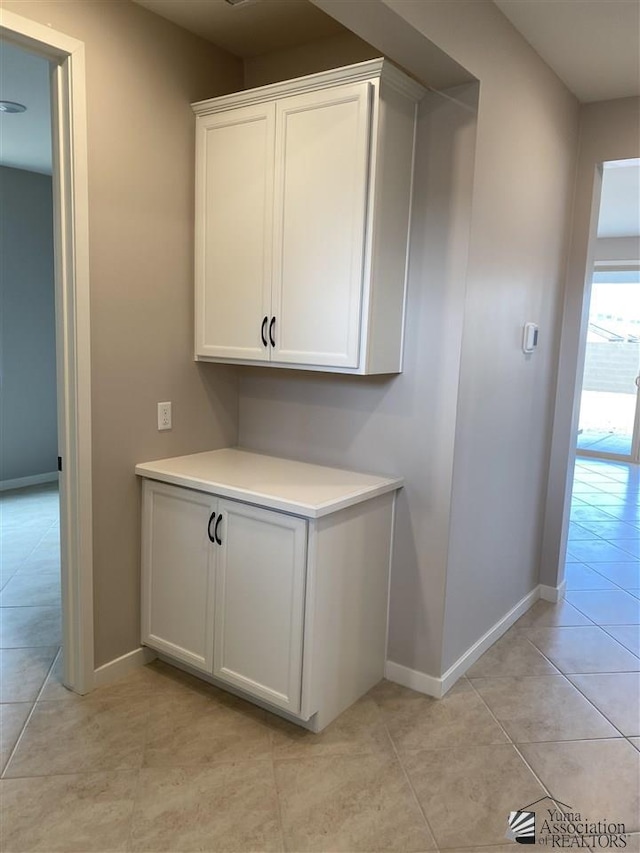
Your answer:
576;269;640;462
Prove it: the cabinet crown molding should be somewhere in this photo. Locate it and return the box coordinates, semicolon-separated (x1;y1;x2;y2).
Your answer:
191;57;426;116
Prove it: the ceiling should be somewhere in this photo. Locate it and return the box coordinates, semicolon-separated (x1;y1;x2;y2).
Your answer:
598;160;640;238
134;0;344;58
133;0;640;103
0;40;51;175
494;0;640;103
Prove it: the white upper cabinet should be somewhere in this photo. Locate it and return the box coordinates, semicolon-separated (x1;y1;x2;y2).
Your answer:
193;59;424;375
195;103;274;361
272;82;371;368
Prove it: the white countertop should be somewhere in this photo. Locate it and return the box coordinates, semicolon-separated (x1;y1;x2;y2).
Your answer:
135;448;402;518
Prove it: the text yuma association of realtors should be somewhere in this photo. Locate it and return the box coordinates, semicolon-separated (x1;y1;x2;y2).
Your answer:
539;808;627;848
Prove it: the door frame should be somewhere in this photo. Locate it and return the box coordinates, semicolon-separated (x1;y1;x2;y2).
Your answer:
0;10;94;693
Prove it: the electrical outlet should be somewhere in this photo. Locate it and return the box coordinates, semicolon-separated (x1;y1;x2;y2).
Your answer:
157;402;172;431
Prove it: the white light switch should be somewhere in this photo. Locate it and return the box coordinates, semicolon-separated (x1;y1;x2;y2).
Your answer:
157;402;172;430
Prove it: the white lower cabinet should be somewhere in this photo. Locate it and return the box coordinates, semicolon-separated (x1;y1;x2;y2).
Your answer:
138;449;402;731
141;481;216;674
213;499;307;715
142;481;306;713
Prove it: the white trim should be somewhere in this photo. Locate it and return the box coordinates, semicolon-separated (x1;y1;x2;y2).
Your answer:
0;11;94;695
540;580;567;603
192;57;425;116
383;492;398;669
0;472;58;492
93;647;157;689
438;586;540;693
385;585;542;698
384;659;444;698
577;450;635;464
594;261;640;271
0;10;84;55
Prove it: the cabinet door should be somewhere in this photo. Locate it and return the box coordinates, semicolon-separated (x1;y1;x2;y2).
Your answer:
141;480;216;673
213;499;307;714
195;104;274;361
272;82;372;368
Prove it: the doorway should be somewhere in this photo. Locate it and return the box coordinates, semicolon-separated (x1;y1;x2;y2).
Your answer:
0;10;93;696
576;159;640;463
576;268;640;461
0;38;62;713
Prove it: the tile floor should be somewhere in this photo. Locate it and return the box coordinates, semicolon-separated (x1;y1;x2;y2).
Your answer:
0;462;638;852
0;483;61;786
577;431;633;457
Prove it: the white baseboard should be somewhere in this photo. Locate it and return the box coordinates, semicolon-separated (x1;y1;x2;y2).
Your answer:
385;584;545;698
438;585;541;694
93;646;156;689
95;581;567;697
384;660;444;698
0;471;58;492
540;579;566;602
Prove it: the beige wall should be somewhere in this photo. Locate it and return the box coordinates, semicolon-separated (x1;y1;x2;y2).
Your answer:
0;0;592;682
3;0;243;666
239;80;479;676
0;167;57;483
244;31;379;89
242;0;579;678
394;0;579;669
541;96;640;590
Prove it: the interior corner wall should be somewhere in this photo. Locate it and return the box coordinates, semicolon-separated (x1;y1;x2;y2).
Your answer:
237;32;479;677
0;166;57;484
441;74;578;668
429;13;580;672
303;0;580;679
368;1;580;674
2;0;243;668
541;96;640;591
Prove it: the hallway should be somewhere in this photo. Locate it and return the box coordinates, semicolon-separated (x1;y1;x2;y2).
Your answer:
0;462;637;852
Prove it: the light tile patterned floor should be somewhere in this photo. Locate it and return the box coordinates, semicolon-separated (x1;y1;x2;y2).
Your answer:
0;464;638;852
0;483;61;778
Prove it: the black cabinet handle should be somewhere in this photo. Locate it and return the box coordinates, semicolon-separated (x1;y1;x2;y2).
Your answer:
269;316;276;348
214;514;222;545
261;316;268;347
207;512;216;543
